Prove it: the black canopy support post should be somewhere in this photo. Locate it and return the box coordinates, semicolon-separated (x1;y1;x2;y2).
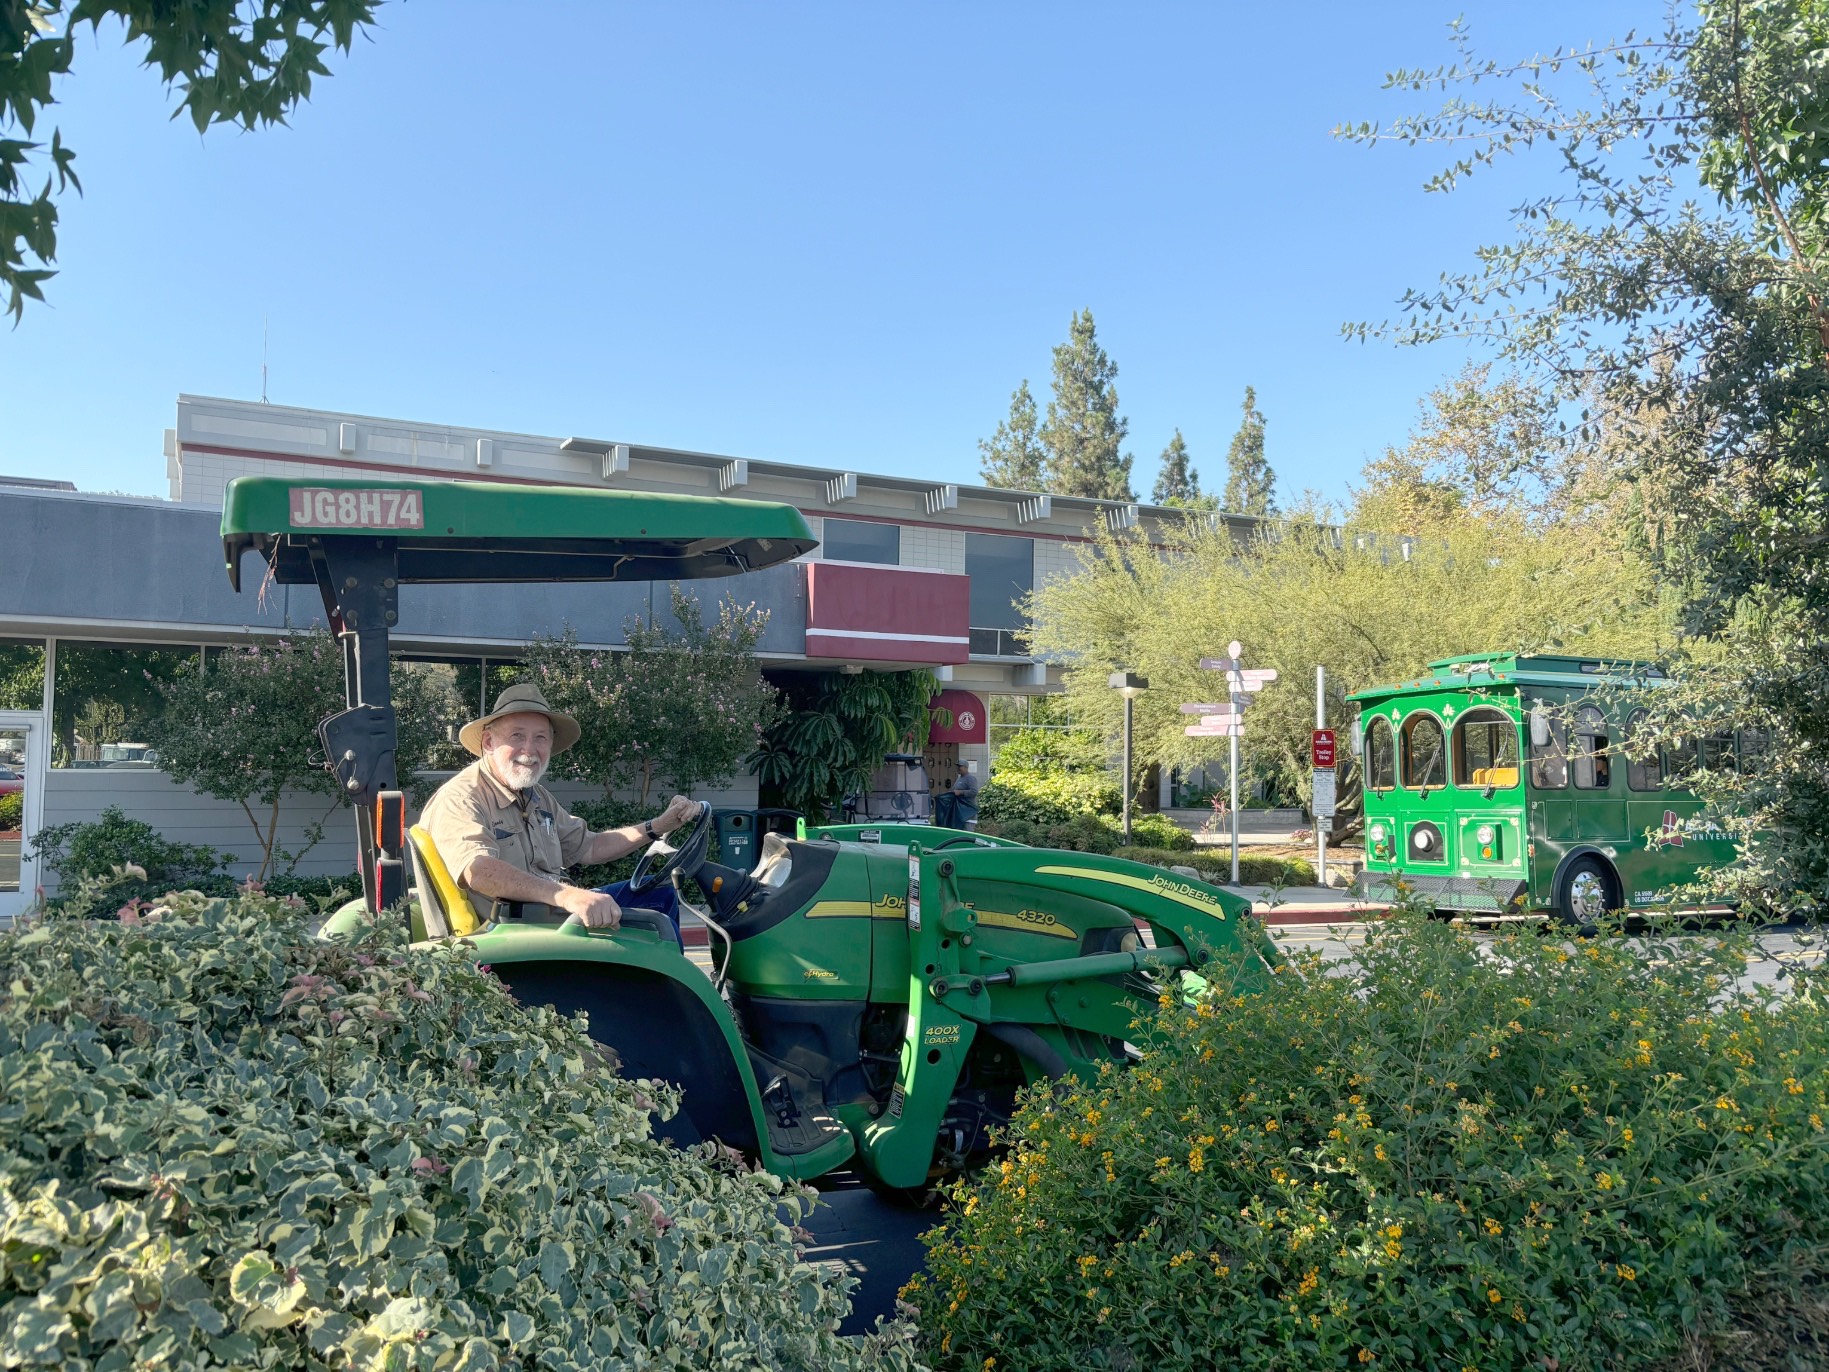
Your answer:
309;536;406;917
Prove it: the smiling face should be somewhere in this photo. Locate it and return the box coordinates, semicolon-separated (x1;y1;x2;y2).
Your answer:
482;712;554;791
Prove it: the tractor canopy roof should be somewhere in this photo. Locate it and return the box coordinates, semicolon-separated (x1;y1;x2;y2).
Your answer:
220;476;818;591
1347;652;1666;704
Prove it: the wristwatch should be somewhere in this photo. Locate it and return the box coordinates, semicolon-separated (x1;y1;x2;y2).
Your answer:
641;819;657;841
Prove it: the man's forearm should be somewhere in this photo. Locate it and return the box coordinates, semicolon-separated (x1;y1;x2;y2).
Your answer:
583;825;649;866
462;855;569;905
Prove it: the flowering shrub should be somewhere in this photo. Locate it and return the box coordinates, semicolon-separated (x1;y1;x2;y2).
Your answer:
147;628;450;880
0;791;21;830
909;915;1829;1370
523;593;777;808
0;887;922;1369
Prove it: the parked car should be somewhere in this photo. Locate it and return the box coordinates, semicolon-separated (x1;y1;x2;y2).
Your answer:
0;767;22;796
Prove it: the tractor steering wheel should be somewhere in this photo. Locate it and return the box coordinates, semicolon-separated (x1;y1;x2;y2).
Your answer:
627;800;713;894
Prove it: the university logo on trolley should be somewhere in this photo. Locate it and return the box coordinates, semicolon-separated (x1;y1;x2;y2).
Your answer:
287;487;426;530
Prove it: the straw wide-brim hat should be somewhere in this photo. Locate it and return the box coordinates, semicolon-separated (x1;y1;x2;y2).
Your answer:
459;683;581;756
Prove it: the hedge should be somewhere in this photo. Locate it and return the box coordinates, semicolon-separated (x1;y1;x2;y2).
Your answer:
1112;848;1316;887
0;885;921;1369
908;914;1829;1371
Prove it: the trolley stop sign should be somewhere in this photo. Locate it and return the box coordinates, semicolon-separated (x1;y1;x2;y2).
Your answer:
1312;729;1336;769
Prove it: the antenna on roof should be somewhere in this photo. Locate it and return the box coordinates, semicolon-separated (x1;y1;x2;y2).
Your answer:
261;316;269;404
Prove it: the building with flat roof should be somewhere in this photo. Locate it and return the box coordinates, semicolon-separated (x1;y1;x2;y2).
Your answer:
0;395;1252;913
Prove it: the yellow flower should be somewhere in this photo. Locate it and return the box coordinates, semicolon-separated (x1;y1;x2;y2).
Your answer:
1785;1077;1804;1095
1297;1267;1320;1296
1596;1172;1615;1191
1374;1144;1388;1162
1188;1146;1205;1174
1265;1118;1279;1132
1621;1128;1633;1143
1487;1288;1502;1304
1617;1264;1637;1282
1155;1156;1171;1170
1359;1349;1375;1363
1483;1218;1503;1235
1383;1223;1403;1239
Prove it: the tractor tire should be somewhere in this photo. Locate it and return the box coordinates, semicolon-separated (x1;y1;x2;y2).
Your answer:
1555;855;1618;935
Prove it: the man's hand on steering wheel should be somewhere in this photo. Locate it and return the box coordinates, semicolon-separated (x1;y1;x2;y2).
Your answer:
655;794;698;835
629;799;713;893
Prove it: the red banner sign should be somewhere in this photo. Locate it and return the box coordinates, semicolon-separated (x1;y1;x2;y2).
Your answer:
928;690;986;744
1312;729;1336;769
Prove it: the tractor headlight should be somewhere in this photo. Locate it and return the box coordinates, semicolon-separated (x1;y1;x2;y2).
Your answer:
1476;824;1495;845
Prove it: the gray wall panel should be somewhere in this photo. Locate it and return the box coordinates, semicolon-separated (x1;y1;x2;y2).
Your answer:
4;491;807;655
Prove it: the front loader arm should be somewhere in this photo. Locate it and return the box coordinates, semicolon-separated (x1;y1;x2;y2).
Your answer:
862;845;1280;1187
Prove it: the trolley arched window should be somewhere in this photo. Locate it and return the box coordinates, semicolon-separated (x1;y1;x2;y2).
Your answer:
1572;705;1612;790
1624;709;1661;791
1401;713;1446;790
1527;701;1568;790
1452;707;1520;789
1365;715;1396;791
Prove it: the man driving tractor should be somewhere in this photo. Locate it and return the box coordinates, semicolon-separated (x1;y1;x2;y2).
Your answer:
420;683;699;933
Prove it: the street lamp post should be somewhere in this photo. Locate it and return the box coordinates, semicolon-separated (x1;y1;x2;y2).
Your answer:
1108;671;1149;844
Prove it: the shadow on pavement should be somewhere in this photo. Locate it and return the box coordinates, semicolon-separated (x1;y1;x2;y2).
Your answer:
803;1170;939;1336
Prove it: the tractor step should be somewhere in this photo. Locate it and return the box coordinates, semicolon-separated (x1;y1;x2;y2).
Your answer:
745;1046;848;1157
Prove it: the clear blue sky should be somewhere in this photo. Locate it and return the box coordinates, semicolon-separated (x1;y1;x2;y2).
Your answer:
2;1;1655;503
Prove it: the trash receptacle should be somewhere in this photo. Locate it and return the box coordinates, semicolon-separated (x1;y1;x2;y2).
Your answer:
714;809;756;870
756;807;800;842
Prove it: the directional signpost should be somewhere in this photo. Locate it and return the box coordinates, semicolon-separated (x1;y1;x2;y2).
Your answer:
1186;640;1278;884
1313;671;1335;886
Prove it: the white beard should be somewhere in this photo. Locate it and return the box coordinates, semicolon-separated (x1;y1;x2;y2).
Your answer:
496;754;548;791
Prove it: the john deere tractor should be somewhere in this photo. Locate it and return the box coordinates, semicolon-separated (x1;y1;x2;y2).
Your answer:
221;475;1275;1189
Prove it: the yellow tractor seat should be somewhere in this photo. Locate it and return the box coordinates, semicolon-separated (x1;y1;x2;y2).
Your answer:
408;824;484;938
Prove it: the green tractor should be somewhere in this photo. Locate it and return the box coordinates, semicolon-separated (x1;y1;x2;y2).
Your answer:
221;475;1275;1189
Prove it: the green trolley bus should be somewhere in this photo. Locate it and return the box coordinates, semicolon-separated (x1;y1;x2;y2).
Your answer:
1351;654;1752;923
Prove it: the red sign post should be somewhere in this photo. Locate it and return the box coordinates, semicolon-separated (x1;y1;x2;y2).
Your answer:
1311;728;1336;770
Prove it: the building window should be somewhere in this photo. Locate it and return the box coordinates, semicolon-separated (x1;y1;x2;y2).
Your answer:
986;692;1075;767
967;533;1034;657
50;641;199;769
0;639;45;711
821;518;900;565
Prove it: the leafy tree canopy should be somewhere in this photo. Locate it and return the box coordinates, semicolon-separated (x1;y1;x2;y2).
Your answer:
1149;428;1206;507
519;590;777;808
1;0;380;321
1041;309;1135;501
977;379;1048;491
1340;4;1829;909
1221;385;1276;518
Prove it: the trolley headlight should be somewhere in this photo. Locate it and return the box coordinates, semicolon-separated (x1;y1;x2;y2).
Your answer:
1414;829;1434;851
1476;824;1495;845
1369;823;1387;843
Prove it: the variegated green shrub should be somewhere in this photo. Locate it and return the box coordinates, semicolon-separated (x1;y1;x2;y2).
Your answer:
0;890;924;1370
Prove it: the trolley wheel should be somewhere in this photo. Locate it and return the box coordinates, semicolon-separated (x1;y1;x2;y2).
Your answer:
1555;856;1617;935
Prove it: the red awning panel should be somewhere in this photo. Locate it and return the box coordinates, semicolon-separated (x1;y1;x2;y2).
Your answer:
929;690;986;744
804;561;970;665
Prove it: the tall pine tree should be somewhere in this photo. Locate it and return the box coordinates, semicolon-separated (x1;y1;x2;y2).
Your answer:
1040;309;1135;501
977;380;1049;490
1222;385;1276;517
1150;429;1200;505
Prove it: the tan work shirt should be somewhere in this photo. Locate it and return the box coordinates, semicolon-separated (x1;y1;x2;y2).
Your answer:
419;759;590;923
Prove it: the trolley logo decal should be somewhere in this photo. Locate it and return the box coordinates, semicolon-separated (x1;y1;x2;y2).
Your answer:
288;487;425;530
1657;810;1685;848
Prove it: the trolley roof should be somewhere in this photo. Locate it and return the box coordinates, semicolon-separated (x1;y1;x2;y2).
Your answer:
1347;652;1665;704
219;476;818;590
